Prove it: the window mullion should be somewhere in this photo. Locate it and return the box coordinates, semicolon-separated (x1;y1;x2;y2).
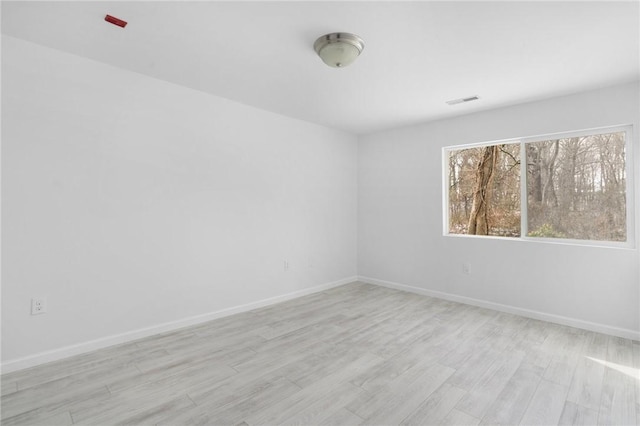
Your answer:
520;141;528;238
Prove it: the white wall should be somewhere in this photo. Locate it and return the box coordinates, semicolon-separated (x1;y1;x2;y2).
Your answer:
1;36;358;368
358;82;640;338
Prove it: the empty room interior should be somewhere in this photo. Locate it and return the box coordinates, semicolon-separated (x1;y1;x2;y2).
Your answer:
2;1;639;425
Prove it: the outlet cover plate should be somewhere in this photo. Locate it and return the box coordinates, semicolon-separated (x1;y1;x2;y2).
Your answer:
31;298;47;315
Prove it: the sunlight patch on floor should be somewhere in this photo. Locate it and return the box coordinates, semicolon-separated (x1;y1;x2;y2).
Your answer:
587;357;640;380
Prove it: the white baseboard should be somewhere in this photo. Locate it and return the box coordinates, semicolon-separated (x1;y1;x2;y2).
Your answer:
358;276;640;342
1;276;357;374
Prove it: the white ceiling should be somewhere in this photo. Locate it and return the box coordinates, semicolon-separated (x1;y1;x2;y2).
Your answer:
2;1;639;135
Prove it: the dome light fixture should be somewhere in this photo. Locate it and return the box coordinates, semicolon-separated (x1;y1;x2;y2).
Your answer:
313;32;364;68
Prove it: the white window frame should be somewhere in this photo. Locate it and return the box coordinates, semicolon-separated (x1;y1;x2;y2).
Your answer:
442;125;635;249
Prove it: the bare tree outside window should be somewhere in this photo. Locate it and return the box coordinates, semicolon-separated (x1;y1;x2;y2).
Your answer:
448;143;520;237
526;132;626;241
446;128;629;243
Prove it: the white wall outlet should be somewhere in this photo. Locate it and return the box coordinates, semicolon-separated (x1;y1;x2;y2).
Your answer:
284;260;289;271
31;298;47;315
462;263;471;275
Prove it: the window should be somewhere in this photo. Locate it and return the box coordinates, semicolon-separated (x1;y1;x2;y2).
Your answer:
445;126;633;246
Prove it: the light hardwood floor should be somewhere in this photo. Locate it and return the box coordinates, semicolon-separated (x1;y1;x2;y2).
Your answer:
2;282;639;425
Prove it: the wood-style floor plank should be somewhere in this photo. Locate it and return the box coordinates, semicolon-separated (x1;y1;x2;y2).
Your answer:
454;350;526;418
2;282;638;426
597;336;638;426
1;380;18;397
558;401;599;426
598;368;637;426
244;352;382;425
479;359;543;425
318;408;364;426
400;383;467;425
519;379;568;426
566;331;607;412
441;408;481;426
349;363;455;424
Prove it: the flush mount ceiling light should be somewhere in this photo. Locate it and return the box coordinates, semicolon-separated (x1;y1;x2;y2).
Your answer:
314;33;364;68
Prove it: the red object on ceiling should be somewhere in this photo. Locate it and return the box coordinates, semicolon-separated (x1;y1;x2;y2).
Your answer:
105;15;127;28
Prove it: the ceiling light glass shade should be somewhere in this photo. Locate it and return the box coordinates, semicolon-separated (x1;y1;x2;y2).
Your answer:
314;33;364;68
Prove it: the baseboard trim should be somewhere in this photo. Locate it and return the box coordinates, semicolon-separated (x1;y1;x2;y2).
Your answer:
358;276;640;341
1;276;357;374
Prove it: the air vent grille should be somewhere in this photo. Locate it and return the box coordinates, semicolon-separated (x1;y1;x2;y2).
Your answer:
446;95;480;106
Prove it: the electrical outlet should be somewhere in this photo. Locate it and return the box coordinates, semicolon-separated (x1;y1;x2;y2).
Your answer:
462;263;471;275
284;260;289;271
31;298;47;315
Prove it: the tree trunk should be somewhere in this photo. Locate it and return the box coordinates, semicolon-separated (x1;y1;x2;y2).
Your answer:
529;145;542;203
468;146;498;235
541;139;559;208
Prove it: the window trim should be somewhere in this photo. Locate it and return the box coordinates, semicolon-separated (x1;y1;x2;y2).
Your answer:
442;124;635;249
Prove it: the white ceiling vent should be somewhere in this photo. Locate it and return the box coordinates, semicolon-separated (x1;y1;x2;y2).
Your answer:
446;96;480;106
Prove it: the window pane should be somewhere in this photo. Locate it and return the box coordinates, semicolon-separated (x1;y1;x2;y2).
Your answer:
448;143;520;237
525;132;626;241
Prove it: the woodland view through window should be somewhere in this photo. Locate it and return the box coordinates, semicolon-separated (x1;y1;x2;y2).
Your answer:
446;127;630;243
